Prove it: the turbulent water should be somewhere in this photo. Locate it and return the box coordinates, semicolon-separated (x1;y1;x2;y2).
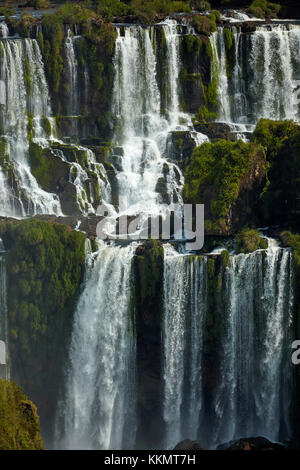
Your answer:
112;21;207;219
163;240;294;449
0;39;62;216
211;24;300;125
57;242;137;450
163;246;207;447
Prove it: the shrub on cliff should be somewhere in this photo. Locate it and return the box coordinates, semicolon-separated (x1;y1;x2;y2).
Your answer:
0;380;43;450
183;140;267;234
248;0;281;18
192;11;219;35
29;0;51;9
235;228;268;253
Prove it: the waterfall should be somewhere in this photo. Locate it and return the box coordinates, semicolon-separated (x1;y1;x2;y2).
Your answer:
210;30;232;122
211;24;300;125
0;38;62;216
57;243;137;450
65;28;79;116
0;22;9;38
162;19;181;123
112;23;206;219
163;241;294;449
163;246;207;448
112;25;183;217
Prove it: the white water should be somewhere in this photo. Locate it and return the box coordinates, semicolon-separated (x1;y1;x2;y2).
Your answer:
65;28;79;116
211;24;300;125
163;246;207;448
112;23;206;220
163;240;294;449
58;242;137;450
0;39;62;216
0;22;9;38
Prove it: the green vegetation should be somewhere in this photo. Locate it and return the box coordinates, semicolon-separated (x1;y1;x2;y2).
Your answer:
252;119;300;225
0;3;14;18
0;219;85;429
235;228;268;253
247;0;281;18
183;139;266;232
223;27;235;78
29;0;51;8
0;380;43;450
220;248;230;266
192;10;220;35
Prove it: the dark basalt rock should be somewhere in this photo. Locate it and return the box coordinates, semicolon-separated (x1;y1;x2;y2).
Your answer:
218;436;287;451
174;439;203;450
194;122;235;141
166;131;197;168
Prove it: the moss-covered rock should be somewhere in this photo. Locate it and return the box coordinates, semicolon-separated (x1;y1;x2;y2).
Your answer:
0;219;86;442
252;119;300;228
132;239;164;449
235;228;268;254
183;140;267;235
0;380;43;450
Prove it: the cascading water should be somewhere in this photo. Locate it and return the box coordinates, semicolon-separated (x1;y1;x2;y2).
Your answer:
211;24;300;125
57;242;137;450
163;240;294;449
58;21;209;450
213;240;294;447
0;22;8;39
163;246;207;448
112;23;207;218
65;28;79;116
0;38;62;216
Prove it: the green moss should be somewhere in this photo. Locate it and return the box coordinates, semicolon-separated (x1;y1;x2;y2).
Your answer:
24;58;32;95
0;219;86;430
28;0;51;8
0;4;14;18
192;13;217;36
0;380;44;450
17;13;37;38
41;117;52;137
220;249;230;267
248;0;281;18
183;140;266;224
223;28;235;79
29;142;59;191
207;257;215;278
235;228;266;254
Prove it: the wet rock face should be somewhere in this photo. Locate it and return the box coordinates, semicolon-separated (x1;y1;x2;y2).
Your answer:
166;131;197;168
173;439;203;450
218;436;287;451
174;436;287;451
194;122;237;141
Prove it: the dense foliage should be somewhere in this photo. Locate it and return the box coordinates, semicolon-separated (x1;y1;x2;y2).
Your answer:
0;380;43;450
0;219;85;434
235;228;268;253
183;139;266;233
